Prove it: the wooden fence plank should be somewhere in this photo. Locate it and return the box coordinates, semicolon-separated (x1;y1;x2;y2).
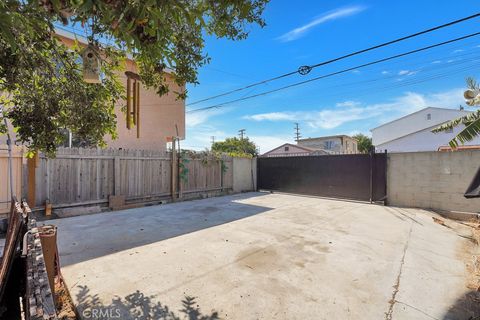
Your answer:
16;148;237;209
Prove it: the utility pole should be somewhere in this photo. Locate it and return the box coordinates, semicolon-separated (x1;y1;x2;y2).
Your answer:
294;123;301;142
211;136;215;145
238;129;246;140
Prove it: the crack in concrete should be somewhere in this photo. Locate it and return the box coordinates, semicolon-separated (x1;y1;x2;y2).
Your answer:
385;222;413;320
395;300;440;320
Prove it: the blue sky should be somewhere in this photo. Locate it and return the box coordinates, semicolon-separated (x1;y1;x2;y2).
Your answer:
184;0;480;152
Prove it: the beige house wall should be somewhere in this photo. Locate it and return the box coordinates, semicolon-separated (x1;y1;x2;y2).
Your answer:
104;60;185;152
387;151;480;213
298;136;358;153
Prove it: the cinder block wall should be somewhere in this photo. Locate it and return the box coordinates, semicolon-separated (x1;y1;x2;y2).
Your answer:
387;151;480;213
232;158;257;193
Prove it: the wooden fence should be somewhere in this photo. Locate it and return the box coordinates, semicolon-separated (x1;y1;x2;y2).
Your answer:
0;147;23;214
28;148;234;208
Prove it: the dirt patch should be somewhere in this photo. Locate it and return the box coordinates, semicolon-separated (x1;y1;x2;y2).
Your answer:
450;222;480;319
55;280;77;319
465;224;480;291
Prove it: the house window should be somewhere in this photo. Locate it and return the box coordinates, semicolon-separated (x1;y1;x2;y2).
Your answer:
426;113;431;120
324;141;334;149
284;146;289;151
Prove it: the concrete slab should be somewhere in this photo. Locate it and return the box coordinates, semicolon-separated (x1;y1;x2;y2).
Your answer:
51;193;477;320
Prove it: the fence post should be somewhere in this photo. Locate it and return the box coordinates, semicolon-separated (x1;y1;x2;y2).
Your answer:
384;149;388;205
114;156;121;196
369;148;374;203
220;158;224;192
27;153;39;207
171;139;177;202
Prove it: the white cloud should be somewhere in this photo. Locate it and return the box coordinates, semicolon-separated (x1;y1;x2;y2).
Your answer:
242;88;465;130
398;70;417;76
183;126;292;154
381;71;390;75
186;108;227;127
249;135;292;154
182;124;227;151
243;112;295;121
336;101;360;107
431;60;442;64
453;49;464;53
277;6;366;42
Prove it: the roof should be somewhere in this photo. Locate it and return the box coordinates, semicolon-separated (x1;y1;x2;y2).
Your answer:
370;107;471;131
262;143;315;155
297;134;355;142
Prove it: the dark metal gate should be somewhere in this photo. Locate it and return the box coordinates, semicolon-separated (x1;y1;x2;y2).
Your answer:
257;152;387;202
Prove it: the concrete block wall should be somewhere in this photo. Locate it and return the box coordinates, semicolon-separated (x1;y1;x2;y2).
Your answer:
387;151;480;213
232;158;257;193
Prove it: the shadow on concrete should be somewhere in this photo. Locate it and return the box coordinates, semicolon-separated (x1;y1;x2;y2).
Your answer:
442;290;480;319
75;285;220;320
53;193;272;266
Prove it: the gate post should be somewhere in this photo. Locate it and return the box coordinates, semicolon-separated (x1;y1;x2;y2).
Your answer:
384;149;388;205
369;148;374;203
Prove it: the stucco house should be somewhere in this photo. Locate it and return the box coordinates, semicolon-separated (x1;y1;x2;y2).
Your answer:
371;107;480;152
297;135;358;154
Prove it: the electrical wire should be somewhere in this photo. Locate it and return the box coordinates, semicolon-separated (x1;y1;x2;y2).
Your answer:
310;61;480;103
187;31;480;113
290;53;480;96
187;13;480;106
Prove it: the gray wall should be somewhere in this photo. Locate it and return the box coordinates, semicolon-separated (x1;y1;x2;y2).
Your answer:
232;158;257;193
387;151;480;213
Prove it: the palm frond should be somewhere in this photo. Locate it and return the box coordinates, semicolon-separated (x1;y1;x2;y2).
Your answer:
449;116;480;148
466;77;479;90
432;110;480;133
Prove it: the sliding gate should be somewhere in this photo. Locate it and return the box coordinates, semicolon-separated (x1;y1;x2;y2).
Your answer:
257;152;387;202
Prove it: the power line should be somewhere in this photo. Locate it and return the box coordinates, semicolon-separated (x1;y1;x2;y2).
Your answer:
289;53;480;101
186;13;480;106
187;31;480;113
316;61;480;103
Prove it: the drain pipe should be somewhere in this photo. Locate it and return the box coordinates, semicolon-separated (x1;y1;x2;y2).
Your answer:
21;230;31;256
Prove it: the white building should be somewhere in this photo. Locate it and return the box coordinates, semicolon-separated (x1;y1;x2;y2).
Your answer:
371;107;480;152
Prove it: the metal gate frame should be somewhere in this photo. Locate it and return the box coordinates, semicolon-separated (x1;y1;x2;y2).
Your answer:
257;151;387;203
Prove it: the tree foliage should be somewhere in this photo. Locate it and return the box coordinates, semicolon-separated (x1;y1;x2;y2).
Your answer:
432;77;480;148
353;133;372;153
0;0;268;155
211;137;258;158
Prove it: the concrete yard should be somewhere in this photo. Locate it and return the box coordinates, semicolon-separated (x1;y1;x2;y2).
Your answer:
53;192;477;319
